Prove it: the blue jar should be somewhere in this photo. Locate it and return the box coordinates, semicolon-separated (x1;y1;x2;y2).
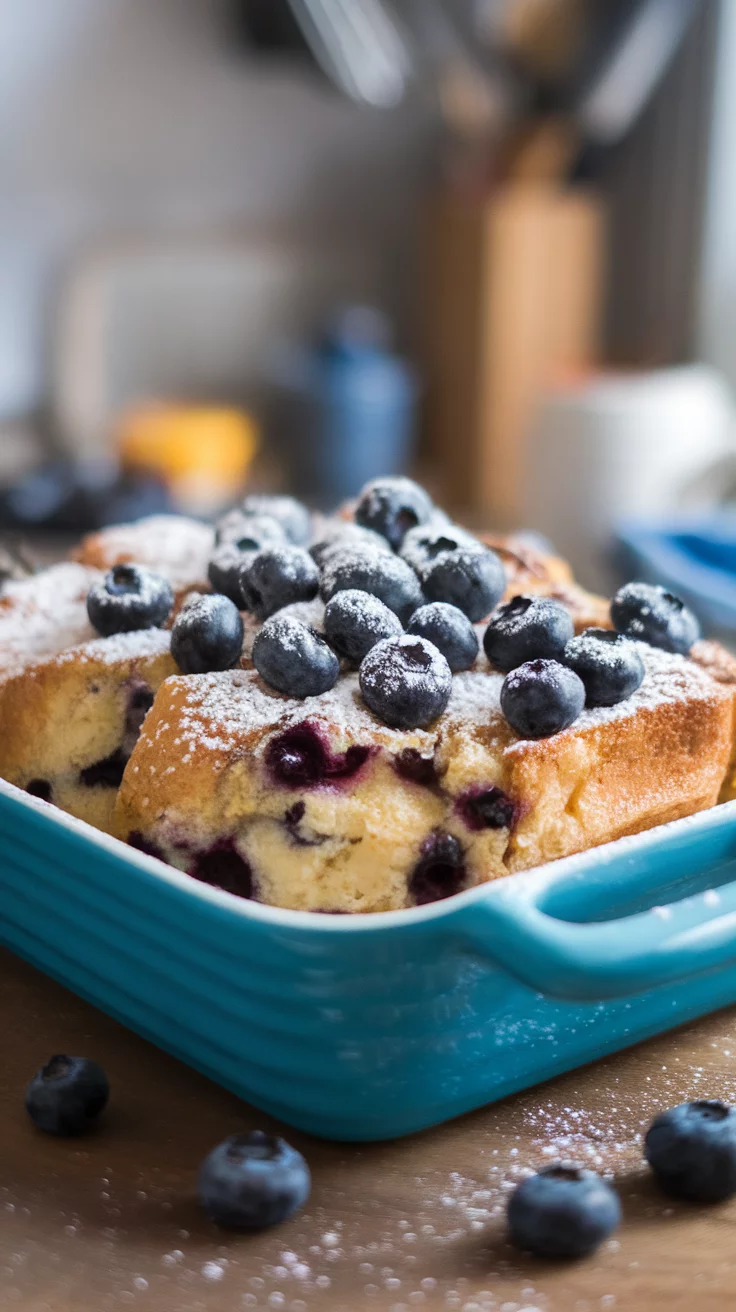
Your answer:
278;307;418;507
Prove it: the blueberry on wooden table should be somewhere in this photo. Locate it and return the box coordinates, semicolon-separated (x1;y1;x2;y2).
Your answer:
645;1099;736;1202
507;1164;621;1259
197;1130;311;1230
25;1055;109;1136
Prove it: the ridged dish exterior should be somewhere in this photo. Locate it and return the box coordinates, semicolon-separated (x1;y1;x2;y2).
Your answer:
0;781;735;1141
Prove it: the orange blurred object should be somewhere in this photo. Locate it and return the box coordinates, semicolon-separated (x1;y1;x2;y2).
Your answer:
118;403;258;515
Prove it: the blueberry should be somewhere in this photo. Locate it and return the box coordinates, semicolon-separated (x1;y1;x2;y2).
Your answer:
645;1100;736;1201
241;494;312;545
197;1130;311;1230
407;601;479;672
354;476;434;549
266;725;370;787
208;541;255;605
400;522;478;575
359;635;452;729
563;627;645;706
484;595;574;672
86;564;173;636
421;545;506;623
215;509;285;549
508;1164;621;1259
458;785;515;831
611;581;700;655
25;1054;109;1136
501;658;585;739
309;521;390;569
239;545;319;619
171;593;244;673
409;831;466;905
324;588;403;665
192;844;254;898
253;614;339;698
320;545;423;623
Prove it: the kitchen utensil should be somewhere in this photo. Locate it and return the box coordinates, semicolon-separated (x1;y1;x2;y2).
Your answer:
289;0;413;109
1;777;735;1142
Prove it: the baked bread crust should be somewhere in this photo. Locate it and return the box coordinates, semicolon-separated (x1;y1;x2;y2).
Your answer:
74;514;214;604
0;563;176;832
115;644;733;912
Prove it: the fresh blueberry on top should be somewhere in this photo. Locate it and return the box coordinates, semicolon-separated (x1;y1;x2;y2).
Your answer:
406;601;479;672
241;493;312;545
323;588;403;666
359;634;452;729
214;509;285;549
208;541;256;605
309;521;390;569
508;1164;621;1259
400;522;478;575
611;581;700;655
645;1100;736;1201
240;545;319;619
501;659;585;739
421;545;506;623
483;594;574;672
86;564;173;637
320;545;423;623
253;613;339;698
563;627;645;706
354;476;434;550
197;1130;311;1230
171;593;244;673
25;1054;109;1136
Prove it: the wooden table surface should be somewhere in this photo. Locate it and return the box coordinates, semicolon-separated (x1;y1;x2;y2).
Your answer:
2;949;736;1312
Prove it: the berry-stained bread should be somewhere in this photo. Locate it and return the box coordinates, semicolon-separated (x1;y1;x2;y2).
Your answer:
115;642;733;913
0;562;176;833
4;478;735;902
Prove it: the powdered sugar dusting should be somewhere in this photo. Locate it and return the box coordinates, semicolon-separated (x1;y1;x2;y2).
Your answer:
242;599;325;662
0;562;99;677
163;640;716;759
55;626;172;668
76;515;214;589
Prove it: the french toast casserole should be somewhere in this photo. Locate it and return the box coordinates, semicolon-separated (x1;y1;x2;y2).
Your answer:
1;482;734;912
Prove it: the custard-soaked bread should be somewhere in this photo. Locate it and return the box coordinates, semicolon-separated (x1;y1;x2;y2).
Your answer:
0;563;176;833
116;644;733;913
74;514;214;605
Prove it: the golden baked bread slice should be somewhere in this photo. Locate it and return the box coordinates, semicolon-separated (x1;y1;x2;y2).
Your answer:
0;563;175;833
115;644;733;913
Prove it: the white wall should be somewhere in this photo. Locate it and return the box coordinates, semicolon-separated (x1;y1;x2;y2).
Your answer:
697;0;736;388
0;0;436;418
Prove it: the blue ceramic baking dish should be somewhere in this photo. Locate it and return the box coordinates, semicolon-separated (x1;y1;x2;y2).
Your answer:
1;778;736;1142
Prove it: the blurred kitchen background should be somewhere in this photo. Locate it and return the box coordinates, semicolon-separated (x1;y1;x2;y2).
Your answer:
1;0;735;632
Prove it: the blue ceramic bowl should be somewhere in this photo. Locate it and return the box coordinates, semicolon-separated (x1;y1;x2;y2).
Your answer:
1;779;735;1142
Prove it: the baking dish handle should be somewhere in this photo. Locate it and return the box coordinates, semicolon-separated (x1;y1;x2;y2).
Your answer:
462;867;736;1001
